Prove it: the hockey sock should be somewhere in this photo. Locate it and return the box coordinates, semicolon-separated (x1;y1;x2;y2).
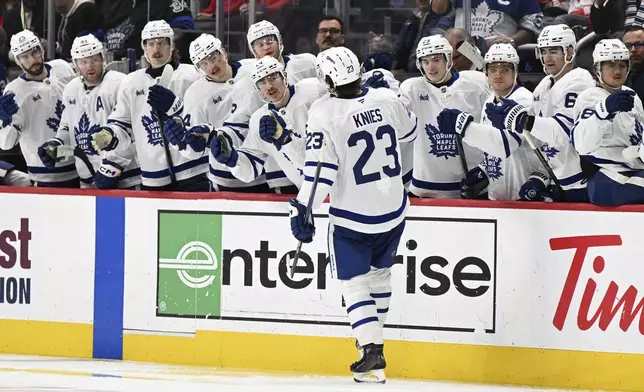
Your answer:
342;274;382;346
368;267;392;327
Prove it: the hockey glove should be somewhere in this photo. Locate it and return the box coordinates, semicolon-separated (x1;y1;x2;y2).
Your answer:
148;85;183;117
163;116;188;151
0;92;18;124
437;108;474;136
90;126;119;152
596;89;636;120
93;159;123;189
288;199;315;243
361;53;392;72
260;111;292;150
210;131;238;167
485;97;529;132
37;138;64;168
519;172;550;201
461;166;489;199
361;71;389;90
183;124;213;153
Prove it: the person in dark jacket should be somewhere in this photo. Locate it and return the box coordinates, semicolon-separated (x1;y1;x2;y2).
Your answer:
55;0;103;60
624;26;644;101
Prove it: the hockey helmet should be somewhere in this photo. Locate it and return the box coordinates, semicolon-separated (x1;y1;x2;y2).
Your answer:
536;24;577;54
71;34;104;60
415;35;453;81
141;20;174;45
317;46;362;92
484;43;520;69
190;34;225;65
593;39;630;86
10;29;42;58
251;56;286;89
246;20;283;58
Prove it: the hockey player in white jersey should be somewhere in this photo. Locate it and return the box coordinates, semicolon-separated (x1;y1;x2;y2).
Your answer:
570;39;644;206
210;56;326;188
437;44;545;201
0;29;76;187
161;33;268;192
0;161;31;186
485;25;594;202
89;20;208;191
399;35;490;198
38;34;141;189
288;47;417;383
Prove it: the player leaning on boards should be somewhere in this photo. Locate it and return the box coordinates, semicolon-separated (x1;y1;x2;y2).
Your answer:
399;35;490;199
38;34;141;189
288;47;417;383
210;56;326;187
161;33;267;192
0;30;76;187
437;44;546;201
485;24;594;202
571;39;644;206
89;20;208;191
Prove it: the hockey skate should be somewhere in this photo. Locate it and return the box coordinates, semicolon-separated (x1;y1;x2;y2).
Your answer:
350;343;386;383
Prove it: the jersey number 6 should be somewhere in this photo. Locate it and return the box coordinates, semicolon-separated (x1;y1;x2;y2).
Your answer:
348;125;401;185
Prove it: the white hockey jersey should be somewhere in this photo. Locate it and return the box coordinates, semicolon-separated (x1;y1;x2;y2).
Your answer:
530;68;595;192
0;60;76;185
57;70;141;188
572;85;644;173
106;63;206;188
221;53;317;189
399;71;490;198
299;87;418;234
462;86;542;200
232;79;327;187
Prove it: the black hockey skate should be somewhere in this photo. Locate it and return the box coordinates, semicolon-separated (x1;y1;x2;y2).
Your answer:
350;343;386;383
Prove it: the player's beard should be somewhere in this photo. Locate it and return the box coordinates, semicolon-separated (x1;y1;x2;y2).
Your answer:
25;61;44;76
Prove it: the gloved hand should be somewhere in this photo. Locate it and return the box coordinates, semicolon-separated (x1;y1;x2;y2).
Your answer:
210;131;238;167
0;92;19;124
485;97;529;132
597;89;636;119
148;85;182;117
93;159;123;189
90;126;118;152
37;138;63;168
361;53;392;72
519;172;550;201
461;166;489;199
183;124;213;153
163;116;187;151
288;198;315;243
361;71;389;89
437;108;474;136
259;111;292;150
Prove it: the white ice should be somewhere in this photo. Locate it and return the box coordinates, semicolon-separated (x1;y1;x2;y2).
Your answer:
0;354;583;392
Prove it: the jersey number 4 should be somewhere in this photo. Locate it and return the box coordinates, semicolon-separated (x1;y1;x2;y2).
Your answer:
348;125;401;185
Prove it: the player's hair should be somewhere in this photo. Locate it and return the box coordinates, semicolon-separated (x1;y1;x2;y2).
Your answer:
318;16;344;33
624;25;644;34
328;75;361;98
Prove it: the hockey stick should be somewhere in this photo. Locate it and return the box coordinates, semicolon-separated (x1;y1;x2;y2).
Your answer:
156;64;177;187
523;130;566;200
46;144;96;177
456;40;484;71
455;134;474;198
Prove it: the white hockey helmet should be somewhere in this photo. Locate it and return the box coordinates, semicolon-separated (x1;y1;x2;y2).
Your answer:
593;39;630;86
484;43;520;68
317;46;362;92
537;24;577;53
190;33;225;65
251;56;286;87
141;20;174;45
415;35;453;81
10;29;42;58
71;34;104;60
246;20;283;58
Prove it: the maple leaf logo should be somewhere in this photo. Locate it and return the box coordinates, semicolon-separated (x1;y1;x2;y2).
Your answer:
483;152;503;180
142;111;163;146
74;113;99;156
425;123;458;159
470;2;503;38
630;119;643;146
46;100;64;132
540;142;559;159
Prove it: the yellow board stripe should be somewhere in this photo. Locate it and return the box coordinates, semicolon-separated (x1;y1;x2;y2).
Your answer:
0;319;93;358
124;330;644;391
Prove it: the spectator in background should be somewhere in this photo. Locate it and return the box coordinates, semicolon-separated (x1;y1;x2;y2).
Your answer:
624;26;644;100
590;0;626;35
4;0;48;53
540;0;592;39
445;27;483;71
198;0;245;19
55;0;103;60
316;16;344;52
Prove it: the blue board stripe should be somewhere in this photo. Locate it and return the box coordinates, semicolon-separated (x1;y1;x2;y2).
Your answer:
93;196;125;360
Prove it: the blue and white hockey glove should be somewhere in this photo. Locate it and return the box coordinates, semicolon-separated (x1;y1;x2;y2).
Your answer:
260;111;292;150
596;90;636;120
90;126;119;152
361;53;392;72
437;108;474;136
148;85;182;117
519;172;550;201
0;92;18;124
210;131;238;167
37;138;63;168
288;199;315;243
163;116;187;151
485;97;529;132
461;166;489;199
183;124;213;153
93;159;123;189
361;71;389;90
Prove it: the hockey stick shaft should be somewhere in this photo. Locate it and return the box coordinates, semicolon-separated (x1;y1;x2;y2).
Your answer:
73;146;95;177
158;110;177;186
523;130;565;198
455;134;474;198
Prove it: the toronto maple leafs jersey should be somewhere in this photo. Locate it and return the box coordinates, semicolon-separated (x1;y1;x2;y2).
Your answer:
105;63;206;188
572;85;644;173
56;71;141;188
399;71;490;198
0;60;77;185
463;86;542;200
298;87;417;234
529;68;594;193
454;0;544;39
232;79;327;187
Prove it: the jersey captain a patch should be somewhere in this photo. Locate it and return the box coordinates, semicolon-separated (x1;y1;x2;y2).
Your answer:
426;122;458;159
142;111;163;146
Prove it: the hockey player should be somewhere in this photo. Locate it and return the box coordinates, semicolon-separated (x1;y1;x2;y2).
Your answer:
89;20;208;191
570;39;644;206
485;25;594;202
0;161;31;186
38;34;141;189
399;35;490;198
210;56;326;187
0;30;77;187
437;44;544;201
288;47;417;383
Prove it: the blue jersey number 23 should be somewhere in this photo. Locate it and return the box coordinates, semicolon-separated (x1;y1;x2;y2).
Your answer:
348;125;401;185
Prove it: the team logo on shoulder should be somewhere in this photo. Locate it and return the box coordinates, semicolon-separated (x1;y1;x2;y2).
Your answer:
142;111;163;146
212;95;223;105
68;98;76;105
419;94;430;101
540;142;559;159
483;152;503;180
32;94;42;102
630;120;643;146
136;89;146;96
74;113;99;156
426;123;457;159
46;100;65;132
